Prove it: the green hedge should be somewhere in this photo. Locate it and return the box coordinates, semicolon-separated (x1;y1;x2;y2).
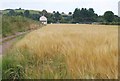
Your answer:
99;22;120;25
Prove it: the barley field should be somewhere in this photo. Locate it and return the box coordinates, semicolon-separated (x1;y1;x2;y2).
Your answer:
3;24;118;79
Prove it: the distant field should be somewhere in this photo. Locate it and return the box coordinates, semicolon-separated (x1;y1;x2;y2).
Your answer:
3;24;118;79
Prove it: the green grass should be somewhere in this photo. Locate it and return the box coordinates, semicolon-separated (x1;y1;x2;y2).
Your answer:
2;50;25;79
13;9;40;14
27;10;40;14
0;34;25;79
2;48;68;79
2;31;69;79
2;33;28;79
2;15;39;37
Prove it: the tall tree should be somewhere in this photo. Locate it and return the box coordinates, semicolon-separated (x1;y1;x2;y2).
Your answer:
104;11;114;22
54;11;62;22
24;10;30;17
87;8;97;22
88;8;94;13
53;11;56;14
61;12;65;14
73;8;98;23
42;10;47;16
73;8;81;22
68;12;72;15
80;8;88;21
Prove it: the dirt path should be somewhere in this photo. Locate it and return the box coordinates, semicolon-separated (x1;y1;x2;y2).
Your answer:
0;31;29;55
2;37;18;55
0;32;27;43
0;25;44;55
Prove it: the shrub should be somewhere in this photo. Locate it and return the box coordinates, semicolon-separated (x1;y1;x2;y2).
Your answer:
2;15;39;37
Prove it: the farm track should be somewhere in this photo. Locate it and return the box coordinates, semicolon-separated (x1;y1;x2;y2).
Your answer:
0;23;45;55
0;25;45;55
0;31;30;55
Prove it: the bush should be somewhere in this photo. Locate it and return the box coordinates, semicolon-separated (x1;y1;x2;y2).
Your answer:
99;22;120;25
2;49;27;79
2;15;39;37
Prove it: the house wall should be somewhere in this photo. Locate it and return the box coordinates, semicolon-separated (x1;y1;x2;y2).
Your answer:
41;21;47;25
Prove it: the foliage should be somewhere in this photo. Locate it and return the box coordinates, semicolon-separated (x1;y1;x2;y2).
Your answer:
42;10;48;16
100;22;120;25
54;11;62;23
24;10;30;17
2;50;27;79
104;11;114;22
7;10;16;16
73;8;98;23
2;15;39;37
3;8;120;24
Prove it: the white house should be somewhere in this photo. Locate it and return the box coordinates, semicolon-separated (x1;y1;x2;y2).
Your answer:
39;16;47;25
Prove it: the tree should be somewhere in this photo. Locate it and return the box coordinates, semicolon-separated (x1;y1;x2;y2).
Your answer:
73;8;98;23
73;8;81;22
19;8;22;10
97;16;105;22
79;8;88;22
54;11;62;22
16;12;23;16
114;15;120;22
47;14;56;23
68;12;72;15
8;9;16;16
87;8;97;22
53;11;56;14
61;12;65;14
42;10;47;16
31;14;40;21
24;10;30;17
88;8;94;13
16;8;22;10
104;11;114;22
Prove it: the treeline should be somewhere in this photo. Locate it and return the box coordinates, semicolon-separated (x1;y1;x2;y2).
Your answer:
4;9;41;21
72;8;120;25
3;8;120;25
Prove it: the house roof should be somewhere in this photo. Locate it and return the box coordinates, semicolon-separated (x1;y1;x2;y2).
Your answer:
39;16;47;21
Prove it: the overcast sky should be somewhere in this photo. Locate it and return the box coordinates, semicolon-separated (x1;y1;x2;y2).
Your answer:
0;0;119;15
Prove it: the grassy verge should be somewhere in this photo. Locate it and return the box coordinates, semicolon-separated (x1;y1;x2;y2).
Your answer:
2;33;28;79
2;15;40;37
